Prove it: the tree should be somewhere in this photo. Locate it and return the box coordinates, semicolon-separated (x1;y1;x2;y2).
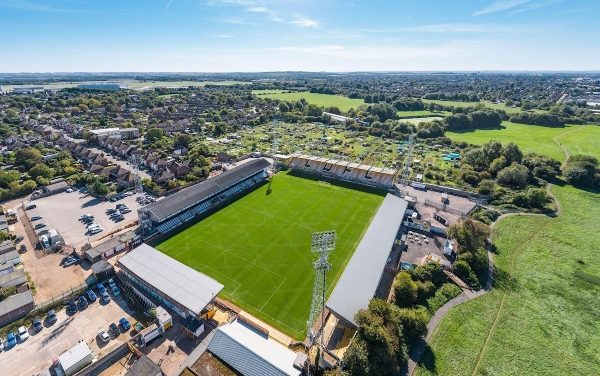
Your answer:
146;128;164;143
394;272;418;308
501;142;523;164
0;170;20;188
453;260;479;287
367;103;397;121
173;133;192;148
397;308;429;342
526;188;548;208
447;218;491;252
563;155;598;187
497;163;529;188
15;147;43;169
29;164;54;180
88;180;109;196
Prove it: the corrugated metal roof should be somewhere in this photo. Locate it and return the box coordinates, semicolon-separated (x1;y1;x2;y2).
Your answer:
118;244;223;316
208;320;301;376
58;341;92;372
0;290;33;316
142;158;270;222
326;194;407;327
0;250;20;265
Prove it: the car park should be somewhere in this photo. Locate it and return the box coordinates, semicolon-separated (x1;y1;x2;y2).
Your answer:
67;301;78;315
32;318;43;332
46;309;57;325
18;326;29;341
119;317;131;331
109;323;120;336
98;329;110;343
6;332;17;348
87;289;97;302
101;291;111;304
78;295;89;309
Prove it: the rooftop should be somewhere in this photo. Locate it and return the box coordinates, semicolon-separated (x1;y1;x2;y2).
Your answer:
208;320;301;376
118;244;224;316
142;157;271;222
58;341;92;371
0;290;33;317
326;193;407;327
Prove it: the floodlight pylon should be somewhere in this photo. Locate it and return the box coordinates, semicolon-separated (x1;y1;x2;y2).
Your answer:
307;230;336;347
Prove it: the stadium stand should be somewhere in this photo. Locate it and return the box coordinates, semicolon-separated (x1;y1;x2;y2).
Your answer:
138;158;271;235
287;154;396;189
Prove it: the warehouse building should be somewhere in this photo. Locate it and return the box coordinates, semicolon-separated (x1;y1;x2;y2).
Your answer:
58;341;93;376
138;158;271;235
118;243;223;319
207;319;302;376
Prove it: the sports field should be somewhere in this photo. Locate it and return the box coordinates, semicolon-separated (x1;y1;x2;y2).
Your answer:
156;171;385;339
254;91;365;112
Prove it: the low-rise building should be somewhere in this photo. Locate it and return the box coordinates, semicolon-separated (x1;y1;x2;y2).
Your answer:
0;290;34;327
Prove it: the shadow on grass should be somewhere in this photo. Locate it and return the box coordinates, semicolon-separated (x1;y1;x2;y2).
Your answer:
417;344;438;374
286;170;387;196
493;265;519;292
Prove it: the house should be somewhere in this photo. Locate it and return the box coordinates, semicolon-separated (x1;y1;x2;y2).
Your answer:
169;160;191;178
151;170;175;184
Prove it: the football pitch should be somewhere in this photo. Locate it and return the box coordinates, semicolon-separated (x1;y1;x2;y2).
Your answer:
156;171;385;339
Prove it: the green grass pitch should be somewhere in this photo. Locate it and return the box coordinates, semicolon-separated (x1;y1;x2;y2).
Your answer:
156;171;385;339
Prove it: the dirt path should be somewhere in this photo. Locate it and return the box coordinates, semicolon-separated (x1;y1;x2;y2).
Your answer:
552;124;588;163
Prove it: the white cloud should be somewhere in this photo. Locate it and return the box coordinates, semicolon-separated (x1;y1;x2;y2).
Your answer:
290;15;319;28
205;0;319;28
403;23;510;33
473;0;530;16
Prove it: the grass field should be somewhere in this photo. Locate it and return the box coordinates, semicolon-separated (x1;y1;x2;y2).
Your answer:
156;172;384;339
401;116;445;125
446;121;589;162
555;124;600;160
416;184;600;376
254;91;365;112
421;99;547;114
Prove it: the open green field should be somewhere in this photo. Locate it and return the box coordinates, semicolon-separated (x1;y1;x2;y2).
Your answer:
416;184;600;376
401;116;445;125
156;171;384;339
555;124;600;160
254;91;365;112
446;121;590;162
421;99;547;114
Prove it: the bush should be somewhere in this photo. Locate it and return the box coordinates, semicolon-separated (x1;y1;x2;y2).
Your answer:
563;155;598;187
415;280;436;305
411;263;446;286
453;260;480;288
497;163;529;188
426;283;462;313
394;272;418;308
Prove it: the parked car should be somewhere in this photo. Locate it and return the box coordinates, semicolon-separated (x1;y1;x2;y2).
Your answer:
47;309;57;325
86;289;97;302
17;326;29;341
89;227;103;235
108;279;117;289
30;215;42;221
79;214;93;220
6;332;17;348
101;291;111;304
78;295;88;309
97;283;106;294
109;323;120;336
112;286;121;297
106;208;117;214
34;223;46;229
98;329;110;343
119;208;131;214
119;317;131;331
25;204;36;210
15;236;24;243
19;244;27;253
67;301;78;315
37;229;49;236
63;257;78;267
32;318;43;332
66;187;74;193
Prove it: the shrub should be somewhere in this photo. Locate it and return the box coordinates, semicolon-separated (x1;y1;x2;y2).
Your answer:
426;283;462;313
453;260;480;288
497;163;529;188
394;272;418;308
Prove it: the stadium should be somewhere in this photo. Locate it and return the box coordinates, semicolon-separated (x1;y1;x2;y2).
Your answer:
138;156;408;341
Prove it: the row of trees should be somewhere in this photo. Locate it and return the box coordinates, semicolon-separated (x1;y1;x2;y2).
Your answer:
447;219;491;288
444;110;503;131
509;112;565;127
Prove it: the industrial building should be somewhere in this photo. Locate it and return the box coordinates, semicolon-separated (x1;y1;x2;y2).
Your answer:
138;157;271;235
118;243;223;319
58;341;94;376
287;154;396;189
207;319;303;376
0;290;34;327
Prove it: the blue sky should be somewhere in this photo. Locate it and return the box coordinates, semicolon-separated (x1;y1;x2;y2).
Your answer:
1;0;599;72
